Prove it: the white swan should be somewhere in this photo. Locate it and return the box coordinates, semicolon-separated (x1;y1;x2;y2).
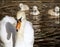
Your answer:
0;16;17;47
19;3;29;11
15;9;34;47
30;5;40;15
48;6;60;18
48;6;60;24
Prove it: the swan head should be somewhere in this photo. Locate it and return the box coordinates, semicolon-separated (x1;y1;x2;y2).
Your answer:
17;11;26;20
16;11;26;31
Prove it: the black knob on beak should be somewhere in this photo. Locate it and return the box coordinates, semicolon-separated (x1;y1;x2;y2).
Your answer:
16;29;18;32
19;18;22;22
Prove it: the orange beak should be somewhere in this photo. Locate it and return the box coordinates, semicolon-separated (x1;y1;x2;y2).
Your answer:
16;21;21;31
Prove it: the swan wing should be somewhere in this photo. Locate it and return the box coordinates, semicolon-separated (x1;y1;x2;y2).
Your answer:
24;21;34;47
6;22;16;47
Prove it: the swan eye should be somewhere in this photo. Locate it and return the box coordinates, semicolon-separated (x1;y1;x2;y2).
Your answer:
19;17;22;22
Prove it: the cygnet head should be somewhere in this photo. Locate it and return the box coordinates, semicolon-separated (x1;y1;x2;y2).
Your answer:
1;16;16;24
19;3;24;9
33;6;38;10
19;3;29;12
55;6;60;12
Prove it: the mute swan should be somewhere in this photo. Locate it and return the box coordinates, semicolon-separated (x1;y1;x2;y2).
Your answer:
15;8;34;47
30;5;40;15
0;16;17;47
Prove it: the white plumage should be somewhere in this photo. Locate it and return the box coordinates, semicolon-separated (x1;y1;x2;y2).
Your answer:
48;6;60;24
19;3;29;11
15;8;34;47
48;6;60;18
48;9;59;18
0;16;16;47
30;6;40;15
55;6;60;12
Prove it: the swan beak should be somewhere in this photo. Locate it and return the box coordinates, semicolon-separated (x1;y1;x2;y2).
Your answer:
16;20;21;32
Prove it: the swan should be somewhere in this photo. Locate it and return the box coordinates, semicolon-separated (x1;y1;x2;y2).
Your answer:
48;6;60;24
0;16;17;47
48;6;60;18
19;3;29;11
30;5;40;15
15;8;34;47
